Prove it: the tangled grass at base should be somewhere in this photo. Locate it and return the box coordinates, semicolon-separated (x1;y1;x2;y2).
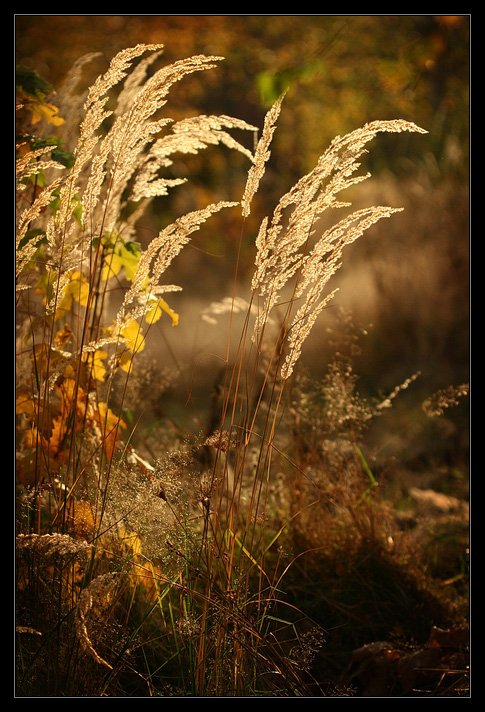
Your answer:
17;44;463;697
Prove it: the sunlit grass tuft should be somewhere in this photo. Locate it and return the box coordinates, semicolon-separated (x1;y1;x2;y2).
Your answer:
16;45;467;697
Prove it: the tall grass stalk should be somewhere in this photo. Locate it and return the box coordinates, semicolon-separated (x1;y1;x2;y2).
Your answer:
16;44;428;696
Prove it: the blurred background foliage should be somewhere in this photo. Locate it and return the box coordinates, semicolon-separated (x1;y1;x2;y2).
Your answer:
16;15;469;470
15;15;469;182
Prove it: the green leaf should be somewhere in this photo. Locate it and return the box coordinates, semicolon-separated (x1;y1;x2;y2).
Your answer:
354;444;379;505
50;191;84;226
355;444;378;487
34;136;74;169
102;238;142;282
16;65;53;101
17;228;46;251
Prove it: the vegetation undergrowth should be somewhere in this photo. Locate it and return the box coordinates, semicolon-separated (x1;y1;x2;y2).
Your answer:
15;44;469;697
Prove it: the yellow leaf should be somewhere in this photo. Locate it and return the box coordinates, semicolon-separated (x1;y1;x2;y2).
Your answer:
119;527;143;557
118;351;133;373
55;271;90;319
82;349;108;382
54;323;73;347
16;390;35;416
66;271;90;306
29;101;65;126
94;401;126;461
145;297;179;327
101;252;123;282
120;319;145;354
101;240;142;282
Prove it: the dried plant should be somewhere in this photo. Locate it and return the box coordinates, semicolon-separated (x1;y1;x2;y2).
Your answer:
16;44;449;697
422;383;469;417
16;532;94;557
75;573;119;670
16;47;260;693
247;119;427;379
16;44;257;509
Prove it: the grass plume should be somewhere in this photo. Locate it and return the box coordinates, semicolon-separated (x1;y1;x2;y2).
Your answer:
16;44;467;697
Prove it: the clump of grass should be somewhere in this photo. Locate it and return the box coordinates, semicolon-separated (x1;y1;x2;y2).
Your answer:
16;43;455;697
284;308;424;547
